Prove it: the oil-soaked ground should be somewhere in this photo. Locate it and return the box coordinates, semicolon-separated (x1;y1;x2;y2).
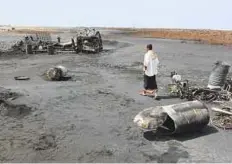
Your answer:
1;31;232;162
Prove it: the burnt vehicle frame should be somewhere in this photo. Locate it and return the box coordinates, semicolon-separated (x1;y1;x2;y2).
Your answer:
53;30;103;54
77;31;103;53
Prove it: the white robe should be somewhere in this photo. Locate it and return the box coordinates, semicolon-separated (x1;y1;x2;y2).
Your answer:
144;50;159;76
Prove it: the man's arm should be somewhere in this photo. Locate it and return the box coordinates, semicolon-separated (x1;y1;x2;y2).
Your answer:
143;53;149;71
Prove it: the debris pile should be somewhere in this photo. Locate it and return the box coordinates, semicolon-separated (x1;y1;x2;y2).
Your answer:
1;28;103;55
0;40;20;52
135;61;232;136
0;32;53;55
168;69;232;102
210;101;232;129
0;40;25;56
14;32;53;53
192;88;231;102
212;109;232;130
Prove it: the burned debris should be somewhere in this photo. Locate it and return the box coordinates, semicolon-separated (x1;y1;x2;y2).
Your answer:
53;29;103;53
42;65;72;81
0;28;103;55
212;108;232;130
134;101;210;135
135;61;232;135
208;61;230;89
168;62;231;102
15;32;53;53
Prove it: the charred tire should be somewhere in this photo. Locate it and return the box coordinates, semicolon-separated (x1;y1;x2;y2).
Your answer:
193;89;218;102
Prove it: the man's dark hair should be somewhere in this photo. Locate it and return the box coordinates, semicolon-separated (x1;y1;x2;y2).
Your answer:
147;44;152;50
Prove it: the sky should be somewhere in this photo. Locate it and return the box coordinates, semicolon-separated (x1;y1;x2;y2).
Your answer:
0;0;231;30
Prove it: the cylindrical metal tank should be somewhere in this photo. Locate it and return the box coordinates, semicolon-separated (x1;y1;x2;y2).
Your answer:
134;101;210;135
161;100;210;134
208;61;230;89
26;44;33;54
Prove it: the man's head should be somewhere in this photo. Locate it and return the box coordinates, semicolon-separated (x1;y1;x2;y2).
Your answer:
146;44;152;51
170;71;176;78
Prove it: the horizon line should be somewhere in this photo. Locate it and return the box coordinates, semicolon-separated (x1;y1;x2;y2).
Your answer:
1;24;232;31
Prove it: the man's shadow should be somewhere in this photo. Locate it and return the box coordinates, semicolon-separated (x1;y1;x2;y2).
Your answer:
143;125;218;142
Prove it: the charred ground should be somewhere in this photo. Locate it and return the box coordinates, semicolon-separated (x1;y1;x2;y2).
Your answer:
0;30;232;162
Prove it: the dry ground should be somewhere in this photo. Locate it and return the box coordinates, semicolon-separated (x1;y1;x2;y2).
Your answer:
0;30;232;162
104;27;232;45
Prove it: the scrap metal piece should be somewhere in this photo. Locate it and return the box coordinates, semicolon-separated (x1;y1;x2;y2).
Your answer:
211;107;232;130
14;76;30;80
134;106;167;131
134;101;210;135
208;61;230;89
212;107;232;115
46;67;62;81
168;81;192;100
192;88;219;102
44;65;69;81
168;71;193;100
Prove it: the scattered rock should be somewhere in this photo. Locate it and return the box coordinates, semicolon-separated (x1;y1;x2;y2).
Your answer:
33;133;56;151
97;89;112;95
181;40;187;44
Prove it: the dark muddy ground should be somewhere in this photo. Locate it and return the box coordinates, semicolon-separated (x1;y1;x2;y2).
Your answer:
1;31;232;162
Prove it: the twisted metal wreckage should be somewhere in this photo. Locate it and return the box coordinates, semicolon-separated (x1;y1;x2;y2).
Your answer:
134;61;232;135
0;28;103;55
168;74;232;103
53;28;103;53
168;61;232;103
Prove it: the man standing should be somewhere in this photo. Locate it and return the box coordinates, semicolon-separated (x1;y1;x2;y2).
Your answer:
140;44;159;98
